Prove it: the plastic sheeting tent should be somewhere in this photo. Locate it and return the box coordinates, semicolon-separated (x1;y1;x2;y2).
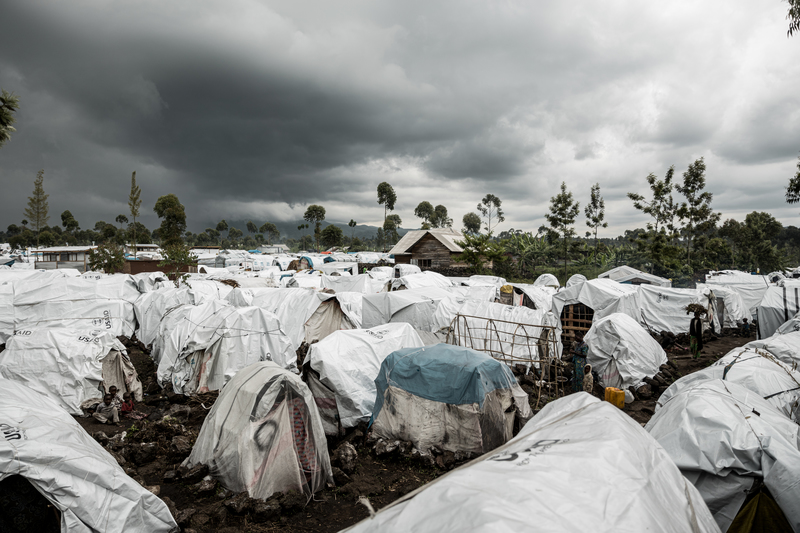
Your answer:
320;273;387;294
346;393;719;533
371;344;532;454
0;329;141;415
151;300;295;394
303;323;425;434
744;330;800;366
361;287;461;330
390;271;453;291
656;347;800;422
225;287;355;349
0;378;177;532
705;270;772;316
133;288;197;347
434;299;561;361
585;313;667;391
696;284;749;329
0;275;140;343
510;283;556;311
184;362;332;501
598;265;672;287
755;285;800;339
646;379;800;532
551;278;637;319
565;273;586;287
533;273;559;287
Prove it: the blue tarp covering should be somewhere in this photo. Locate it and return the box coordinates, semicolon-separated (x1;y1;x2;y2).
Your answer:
371;344;517;424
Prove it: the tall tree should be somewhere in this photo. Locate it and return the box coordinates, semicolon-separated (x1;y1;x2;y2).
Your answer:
788;0;800;36
216;220;228;233
303;205;326;251
259;222;279;245
383;214;402;246
584;183;608;253
431;205;452;228
376;182;397;226
786;155;800;204
348;219;357;240
414;201;435;229
627;167;679;235
128;171;142;258
676;158;720;263
115;214;128;228
545;182;580;281
61;210;79;234
0;89;20;149
462;212;481;235
23;169;49;248
320;224;344;249
153;194;187;247
477;194;505;234
246;221;258;235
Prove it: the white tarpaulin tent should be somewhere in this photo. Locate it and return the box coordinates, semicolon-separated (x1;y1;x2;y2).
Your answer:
184;362;332;501
0;378;177;532
755;285;800;339
656;347;800;422
585;313;667;390
303;323;425;434
630;285;708;335
705;270;772;316
1;275;140;343
391;271;453;291
646;379;800;532
744;330;800;367
346;393;719;533
565;273;586;287
371;344;532;455
151;300;295;394
551;278;637;319
226;288;356;350
696;284;749;329
510;283;556;311
361;287;462;330
533;273;559;288
321;273;387;294
598;265;672;287
0;329;141;415
434;299;561;361
133;288;196;347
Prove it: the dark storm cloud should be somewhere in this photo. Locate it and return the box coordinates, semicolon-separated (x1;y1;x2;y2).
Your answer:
0;0;798;234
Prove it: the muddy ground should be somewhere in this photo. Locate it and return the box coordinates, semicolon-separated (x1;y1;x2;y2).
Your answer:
73;331;753;533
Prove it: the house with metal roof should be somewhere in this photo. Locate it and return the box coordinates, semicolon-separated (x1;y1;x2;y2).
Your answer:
388;228;465;270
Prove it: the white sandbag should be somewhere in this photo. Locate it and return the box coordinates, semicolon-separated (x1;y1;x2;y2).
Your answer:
0;378;177;532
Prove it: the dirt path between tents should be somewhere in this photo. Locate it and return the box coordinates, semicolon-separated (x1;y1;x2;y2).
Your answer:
71;332;754;533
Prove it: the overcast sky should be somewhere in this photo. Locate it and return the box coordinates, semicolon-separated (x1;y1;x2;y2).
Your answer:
1;0;799;237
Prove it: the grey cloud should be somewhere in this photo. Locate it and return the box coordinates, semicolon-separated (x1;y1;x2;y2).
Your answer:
0;0;797;233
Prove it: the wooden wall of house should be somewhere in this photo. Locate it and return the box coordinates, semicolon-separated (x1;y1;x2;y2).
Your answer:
394;255;411;264
409;233;457;269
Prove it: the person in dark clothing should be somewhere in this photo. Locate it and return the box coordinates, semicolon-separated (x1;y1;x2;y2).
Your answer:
689;312;704;359
572;332;589;393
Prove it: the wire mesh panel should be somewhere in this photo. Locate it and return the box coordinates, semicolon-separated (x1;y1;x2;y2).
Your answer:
445;314;564;409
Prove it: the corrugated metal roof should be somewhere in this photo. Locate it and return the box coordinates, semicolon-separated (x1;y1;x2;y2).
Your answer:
389;228;464;255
